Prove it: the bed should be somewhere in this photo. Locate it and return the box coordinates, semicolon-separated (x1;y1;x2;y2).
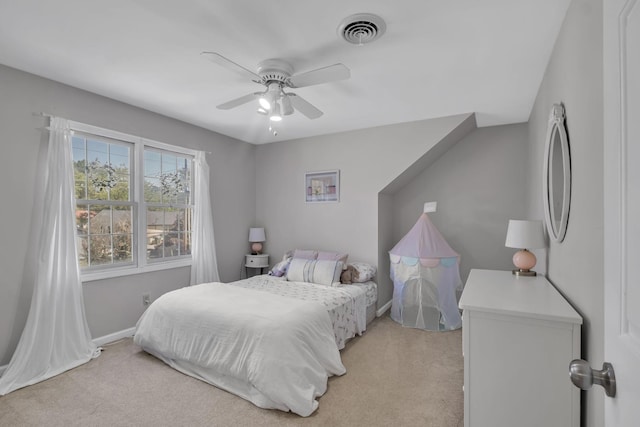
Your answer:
133;273;377;417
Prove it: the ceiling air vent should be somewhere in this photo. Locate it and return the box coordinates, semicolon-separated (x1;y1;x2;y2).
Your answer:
338;13;386;45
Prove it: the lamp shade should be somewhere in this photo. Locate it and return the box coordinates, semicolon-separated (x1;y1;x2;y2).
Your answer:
505;220;545;249
248;227;266;242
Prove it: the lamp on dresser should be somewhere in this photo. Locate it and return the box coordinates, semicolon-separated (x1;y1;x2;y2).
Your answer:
248;227;266;255
505;219;545;276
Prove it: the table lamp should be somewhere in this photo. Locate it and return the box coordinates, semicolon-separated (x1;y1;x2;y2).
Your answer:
505;220;545;276
248;227;266;255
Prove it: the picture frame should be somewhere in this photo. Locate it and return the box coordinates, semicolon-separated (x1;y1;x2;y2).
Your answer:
305;170;340;203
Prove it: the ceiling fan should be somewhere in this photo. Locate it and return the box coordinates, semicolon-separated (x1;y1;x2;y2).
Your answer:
201;52;350;123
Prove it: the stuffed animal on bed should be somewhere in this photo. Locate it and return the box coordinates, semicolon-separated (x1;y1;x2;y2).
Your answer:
340;264;360;284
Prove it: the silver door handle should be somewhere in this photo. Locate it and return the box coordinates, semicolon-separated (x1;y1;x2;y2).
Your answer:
569;359;616;397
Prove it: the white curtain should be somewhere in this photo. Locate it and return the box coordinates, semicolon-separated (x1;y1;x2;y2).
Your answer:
0;117;100;395
190;151;220;285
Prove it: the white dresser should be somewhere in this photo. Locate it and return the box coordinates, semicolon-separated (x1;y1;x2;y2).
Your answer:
459;269;582;427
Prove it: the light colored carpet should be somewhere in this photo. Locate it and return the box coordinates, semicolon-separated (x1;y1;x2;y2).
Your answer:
0;315;463;427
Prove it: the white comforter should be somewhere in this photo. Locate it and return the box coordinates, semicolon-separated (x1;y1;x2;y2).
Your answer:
134;282;345;416
231;275;368;349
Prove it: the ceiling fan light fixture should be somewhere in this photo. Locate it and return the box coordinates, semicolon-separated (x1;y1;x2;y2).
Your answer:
269;103;282;122
258;96;271;110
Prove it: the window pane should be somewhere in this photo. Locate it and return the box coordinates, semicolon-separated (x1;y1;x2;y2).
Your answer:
171;208;191;233
160;172;180;204
113;207;132;234
77;236;89;267
146;207;164;230
163;232;180;257
144;150;161;178
113;234;133;263
89;204;111;235
185;232;192;255
110;174;130;201
176;157;192;204
72;135;85;154
75;176;88;200
109;144;129;169
144;177;162;203
87;161;113;200
75;205;92;236
73;137;88;200
110;144;130;201
89;235;113;266
178;232;192;256
87;139;109;164
163;208;177;233
162;153;177;174
159;153;178;204
146;207;164;259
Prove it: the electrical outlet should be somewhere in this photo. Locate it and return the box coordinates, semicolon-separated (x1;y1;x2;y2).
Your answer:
142;294;151;307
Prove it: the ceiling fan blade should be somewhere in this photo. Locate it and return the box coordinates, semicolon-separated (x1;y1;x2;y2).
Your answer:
287;63;350;88
201;51;261;81
288;93;323;119
217;92;260;110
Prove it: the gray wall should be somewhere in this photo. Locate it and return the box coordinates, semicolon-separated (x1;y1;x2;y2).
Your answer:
255;113;474;307
526;0;604;425
0;64;256;364
392;124;528;284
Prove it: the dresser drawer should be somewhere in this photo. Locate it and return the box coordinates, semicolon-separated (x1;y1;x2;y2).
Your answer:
245;254;269;267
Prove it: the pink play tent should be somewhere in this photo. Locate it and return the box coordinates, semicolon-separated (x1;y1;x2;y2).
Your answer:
389;203;463;331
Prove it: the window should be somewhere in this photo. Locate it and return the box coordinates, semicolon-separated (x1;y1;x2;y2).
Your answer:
143;149;192;261
73;134;134;268
70;122;195;278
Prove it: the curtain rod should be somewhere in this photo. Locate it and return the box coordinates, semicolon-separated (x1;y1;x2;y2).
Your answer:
33;112;212;154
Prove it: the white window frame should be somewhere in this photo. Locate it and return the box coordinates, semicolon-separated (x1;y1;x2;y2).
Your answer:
69;121;197;282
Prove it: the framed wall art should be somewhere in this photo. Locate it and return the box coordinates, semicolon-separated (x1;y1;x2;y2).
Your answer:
305;170;339;203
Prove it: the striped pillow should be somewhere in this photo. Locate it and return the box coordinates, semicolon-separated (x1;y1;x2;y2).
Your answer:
287;258;343;286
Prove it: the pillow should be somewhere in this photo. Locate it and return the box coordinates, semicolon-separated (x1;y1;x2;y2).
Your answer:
349;262;377;283
316;251;349;267
268;257;292;277
291;249;318;260
287;258;343;286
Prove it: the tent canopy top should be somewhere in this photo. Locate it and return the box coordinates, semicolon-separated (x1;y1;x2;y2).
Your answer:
389;213;458;259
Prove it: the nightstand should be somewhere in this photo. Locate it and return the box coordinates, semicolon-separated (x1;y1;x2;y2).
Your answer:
245;254;269;277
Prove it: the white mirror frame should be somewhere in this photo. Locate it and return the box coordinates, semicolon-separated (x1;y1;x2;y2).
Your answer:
542;103;571;242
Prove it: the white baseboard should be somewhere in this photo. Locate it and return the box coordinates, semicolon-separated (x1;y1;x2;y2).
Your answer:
376;300;392;317
93;327;136;347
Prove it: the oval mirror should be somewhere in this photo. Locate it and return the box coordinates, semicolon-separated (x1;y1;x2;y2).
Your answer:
543;103;571;242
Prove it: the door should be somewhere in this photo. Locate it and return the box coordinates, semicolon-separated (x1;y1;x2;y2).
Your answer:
604;0;640;424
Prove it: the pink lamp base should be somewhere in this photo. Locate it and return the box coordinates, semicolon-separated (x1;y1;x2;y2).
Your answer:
512;249;537;276
251;242;263;255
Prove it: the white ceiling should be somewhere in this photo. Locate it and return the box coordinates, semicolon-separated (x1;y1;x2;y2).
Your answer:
0;0;571;144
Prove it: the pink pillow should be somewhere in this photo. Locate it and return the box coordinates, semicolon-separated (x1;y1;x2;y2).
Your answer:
317;251;349;266
292;249;318;260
